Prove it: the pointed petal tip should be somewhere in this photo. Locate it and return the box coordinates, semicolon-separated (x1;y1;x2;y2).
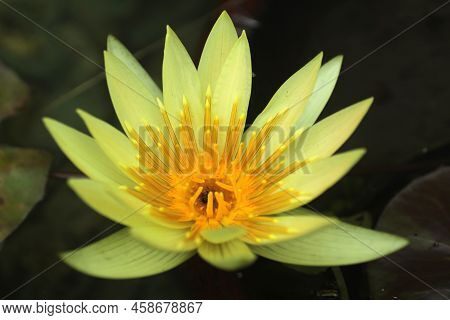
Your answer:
42;118;61;137
399;236;410;248
236;31;249;48
324;55;343;70
164;26;173;43
218;10;234;25
349;97;374;115
76;108;91;122
59;250;84;273
66;177;82;188
42;117;64;135
357;97;375;113
336;148;367;167
106;34;117;48
219;10;229;17
394;234;409;248
314;51;324;64
353;147;367;158
166;25;174;35
331;54;344;64
42;117;54;127
297;52;322;73
59;251;69;260
341;147;367;160
164;26;181;46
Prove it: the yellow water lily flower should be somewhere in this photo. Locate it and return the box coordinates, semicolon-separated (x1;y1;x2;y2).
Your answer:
44;11;407;278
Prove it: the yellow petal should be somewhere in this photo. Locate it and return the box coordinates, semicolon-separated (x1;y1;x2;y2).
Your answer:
247;53;322;161
62;228;194;279
198;11;238;95
104;50;164;134
242;213;335;245
250;215;408;266
77;109;137;170
163;26;202;138
281;149;366;208
43;118;132;186
246;53;322;146
198;240;256;271
107;35;162;100
299;98;373;160
68;178;155;228
68;178;188;230
296;55;343;129
200;226;246;244
212;32;252;153
130;226;198;252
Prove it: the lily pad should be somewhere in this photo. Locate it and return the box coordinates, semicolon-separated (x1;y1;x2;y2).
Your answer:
367;167;450;299
0;62;29;121
0;147;51;242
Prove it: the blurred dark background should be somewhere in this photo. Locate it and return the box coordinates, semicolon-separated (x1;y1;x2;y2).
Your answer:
0;0;449;299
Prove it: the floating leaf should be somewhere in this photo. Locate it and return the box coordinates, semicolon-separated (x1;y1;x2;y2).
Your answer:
0;147;51;242
0;62;29;121
367;167;450;299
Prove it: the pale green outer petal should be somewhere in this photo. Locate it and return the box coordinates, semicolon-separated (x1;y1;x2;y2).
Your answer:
77;109;137;170
212;32;252;153
281;149;366;208
130;226;198;252
296;55;343;129
250;219;408;266
200;226;246;244
43;118;132;186
299;98;373;161
107;35;162;100
246;53;322;146
104;50;163;134
246;53;322;160
198;11;238;95
198;240;256;271
68;178;155;228
163;27;203;137
69;177;189;230
242;213;335;245
62;228;194;279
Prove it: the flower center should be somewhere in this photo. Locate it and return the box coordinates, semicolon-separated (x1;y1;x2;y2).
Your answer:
123;89;307;239
198;190;209;205
188;177;236;217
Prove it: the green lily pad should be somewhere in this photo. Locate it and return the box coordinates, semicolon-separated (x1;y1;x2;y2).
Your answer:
0;62;29;121
0;147;51;242
367;167;450;299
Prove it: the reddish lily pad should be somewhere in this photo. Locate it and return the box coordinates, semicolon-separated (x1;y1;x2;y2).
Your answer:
367;167;450;299
0;147;51;242
0;62;29;121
